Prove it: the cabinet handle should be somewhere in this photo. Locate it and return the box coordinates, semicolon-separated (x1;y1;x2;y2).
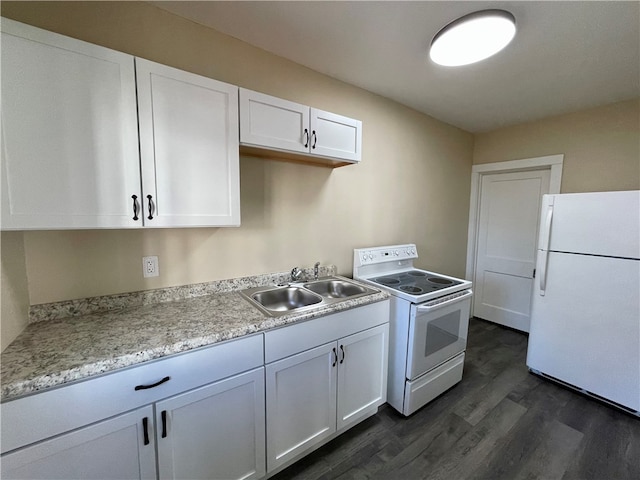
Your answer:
134;376;170;391
161;410;168;438
332;347;338;367
132;195;139;221
303;128;309;148
147;195;154;220
311;130;317;149
142;417;150;445
340;345;345;364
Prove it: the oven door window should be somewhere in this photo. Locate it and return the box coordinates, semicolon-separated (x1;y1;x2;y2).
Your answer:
425;312;460;356
406;295;471;380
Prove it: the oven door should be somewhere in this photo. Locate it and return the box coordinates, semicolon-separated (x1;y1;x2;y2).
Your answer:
406;290;472;380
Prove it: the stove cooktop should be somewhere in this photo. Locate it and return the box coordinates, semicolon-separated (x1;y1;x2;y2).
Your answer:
370;270;463;296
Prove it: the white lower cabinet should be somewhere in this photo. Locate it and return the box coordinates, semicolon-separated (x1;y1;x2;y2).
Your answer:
0;301;389;480
0;406;157;480
156;368;266;480
336;325;389;431
266;343;338;471
1;335;265;480
265;318;389;474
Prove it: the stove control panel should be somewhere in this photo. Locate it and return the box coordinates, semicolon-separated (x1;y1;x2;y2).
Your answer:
354;244;418;266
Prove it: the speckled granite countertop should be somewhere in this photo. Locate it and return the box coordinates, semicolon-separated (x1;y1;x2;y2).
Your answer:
1;269;388;402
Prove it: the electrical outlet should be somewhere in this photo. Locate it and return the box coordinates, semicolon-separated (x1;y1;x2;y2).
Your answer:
142;256;159;278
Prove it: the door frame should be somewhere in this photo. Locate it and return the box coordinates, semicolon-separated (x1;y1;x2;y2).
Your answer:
465;154;564;317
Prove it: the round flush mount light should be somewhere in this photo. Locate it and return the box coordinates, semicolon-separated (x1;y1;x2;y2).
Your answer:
429;9;516;67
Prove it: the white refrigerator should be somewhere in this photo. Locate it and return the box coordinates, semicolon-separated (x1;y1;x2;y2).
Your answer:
526;190;640;415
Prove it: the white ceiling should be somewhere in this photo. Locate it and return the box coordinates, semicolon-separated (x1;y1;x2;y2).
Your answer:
151;1;640;133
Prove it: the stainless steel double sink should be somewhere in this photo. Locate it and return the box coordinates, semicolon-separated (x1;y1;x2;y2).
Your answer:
240;276;377;317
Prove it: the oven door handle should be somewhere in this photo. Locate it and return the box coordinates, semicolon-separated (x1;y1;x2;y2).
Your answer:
416;290;473;312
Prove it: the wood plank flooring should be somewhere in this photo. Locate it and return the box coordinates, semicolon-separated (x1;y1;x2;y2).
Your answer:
271;318;640;480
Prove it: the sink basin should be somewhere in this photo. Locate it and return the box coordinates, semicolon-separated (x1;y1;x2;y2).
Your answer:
303;279;370;299
240;276;379;317
251;287;322;312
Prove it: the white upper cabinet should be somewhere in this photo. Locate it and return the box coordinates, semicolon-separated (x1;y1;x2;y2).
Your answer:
0;18;141;229
239;89;310;154
136;59;240;227
310;108;362;163
0;19;240;230
239;88;362;165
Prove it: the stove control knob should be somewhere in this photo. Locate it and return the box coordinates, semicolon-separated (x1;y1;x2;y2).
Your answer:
395;250;399;256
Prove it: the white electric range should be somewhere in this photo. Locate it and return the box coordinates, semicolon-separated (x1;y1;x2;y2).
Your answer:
354;244;473;416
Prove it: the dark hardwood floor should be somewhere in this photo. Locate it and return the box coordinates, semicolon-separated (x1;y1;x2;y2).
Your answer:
272;318;640;480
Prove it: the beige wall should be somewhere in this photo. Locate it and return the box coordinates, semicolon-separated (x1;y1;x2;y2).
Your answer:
0;1;474;324
473;99;640;193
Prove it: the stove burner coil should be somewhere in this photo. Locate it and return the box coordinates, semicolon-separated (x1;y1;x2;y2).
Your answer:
400;285;423;294
428;277;454;285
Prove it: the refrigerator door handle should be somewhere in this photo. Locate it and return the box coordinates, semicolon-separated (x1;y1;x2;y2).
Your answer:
538;250;548;296
540;203;554;252
537;199;554;296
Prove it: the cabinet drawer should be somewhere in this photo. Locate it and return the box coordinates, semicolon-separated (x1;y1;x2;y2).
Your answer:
264;301;389;363
1;334;264;453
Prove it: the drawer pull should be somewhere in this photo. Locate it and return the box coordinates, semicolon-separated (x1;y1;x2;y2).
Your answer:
340;345;345;364
142;417;150;445
303;128;309;148
161;410;168;438
332;347;338;367
134;376;170;391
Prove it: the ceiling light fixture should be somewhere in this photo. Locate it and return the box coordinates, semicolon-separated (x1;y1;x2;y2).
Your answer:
430;9;516;67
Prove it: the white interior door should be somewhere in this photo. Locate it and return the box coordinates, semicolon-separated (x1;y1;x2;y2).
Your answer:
473;169;550;332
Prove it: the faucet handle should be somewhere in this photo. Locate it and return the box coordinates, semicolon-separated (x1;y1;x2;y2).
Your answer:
314;262;320;280
291;267;302;282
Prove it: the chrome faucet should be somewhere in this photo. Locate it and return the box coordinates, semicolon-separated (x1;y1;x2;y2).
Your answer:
291;267;303;282
314;262;320;280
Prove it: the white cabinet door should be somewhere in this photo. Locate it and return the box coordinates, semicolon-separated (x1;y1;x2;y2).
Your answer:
239;88;310;153
156;368;266;480
137;59;240;227
265;342;337;472
336;324;389;430
0;406;156;480
0;18;141;230
310;108;362;162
